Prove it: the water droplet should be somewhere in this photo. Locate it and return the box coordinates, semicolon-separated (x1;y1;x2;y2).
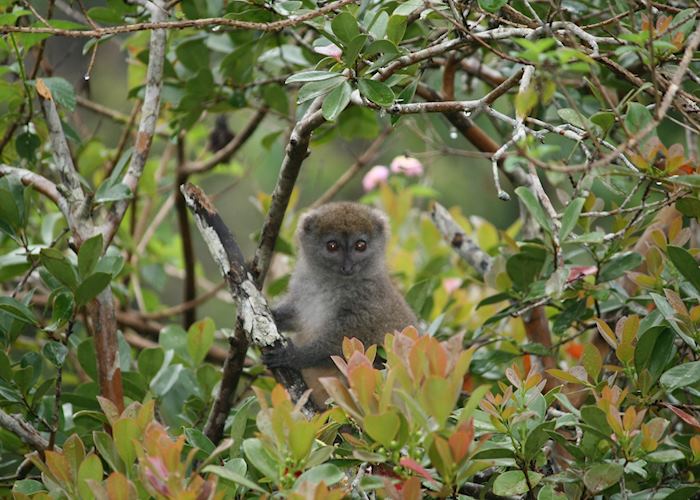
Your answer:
449;128;458;140
83;74;90;81
212;25;221;31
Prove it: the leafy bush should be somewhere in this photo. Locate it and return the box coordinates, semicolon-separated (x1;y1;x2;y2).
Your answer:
2;0;700;498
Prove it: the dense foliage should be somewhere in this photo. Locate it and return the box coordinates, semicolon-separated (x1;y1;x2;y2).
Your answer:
1;0;700;498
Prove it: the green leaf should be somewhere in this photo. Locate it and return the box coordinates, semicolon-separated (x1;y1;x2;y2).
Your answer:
514;187;552;233
295;463;344;487
651;293;696;348
43;341;68;367
646;449;686;463
524;422;555;461
358;79;395;107
322;81;352;121
342;34;368;67
478;0;507;13
138;347;165;381
660;361;700;392
369;11;389;39
364;411;400;448
590;112;615;135
0;296;38;325
0;351;12;381
582;343;602;381
185;427;216;454
40;248;79;290
285;70;342;84
667;246;700;293
537;486;568;500
583;463;623;493
297;77;345;104
669;175;700;188
203;465;266;493
78;234;103;278
40;77;76;111
187;317;216;366
558;108;592;130
77;454;103;500
676;198;700;219
598;252;642;282
242;438;278;480
635;326;675;384
331;12;359;45
624;102;655;144
93;431;123;473
559;198;584;240
15;131;41;160
12;479;46;495
580;406;613;436
94;182;132;203
386;15;407;44
75;272;111;306
493;470;543;496
113;418;140;466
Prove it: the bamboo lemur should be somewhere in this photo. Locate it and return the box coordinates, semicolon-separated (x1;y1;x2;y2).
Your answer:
263;202;417;406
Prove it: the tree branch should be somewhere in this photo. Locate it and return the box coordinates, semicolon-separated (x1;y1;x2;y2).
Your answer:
0;409;50;452
40;89;85;214
0;0;356;37
104;0;167;245
180;183;318;416
0;165;70;222
431;202;493;276
250;102;325;285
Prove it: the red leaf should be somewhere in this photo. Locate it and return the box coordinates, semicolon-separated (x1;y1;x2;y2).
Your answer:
399;457;437;485
662;403;700;430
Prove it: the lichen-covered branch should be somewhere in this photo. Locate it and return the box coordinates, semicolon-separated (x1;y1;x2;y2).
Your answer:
104;0;167;245
431;202;493;276
180;183;318;418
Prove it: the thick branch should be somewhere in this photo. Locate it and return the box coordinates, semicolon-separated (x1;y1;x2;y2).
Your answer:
0;409;50;452
250;103;325;285
41;92;85;212
431;202;492;276
85;289;125;412
203;325;248;443
180;183;318;415
0;165;70;222
104;0;167;245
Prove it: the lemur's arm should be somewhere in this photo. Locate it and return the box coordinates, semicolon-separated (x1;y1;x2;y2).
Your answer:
271;298;298;332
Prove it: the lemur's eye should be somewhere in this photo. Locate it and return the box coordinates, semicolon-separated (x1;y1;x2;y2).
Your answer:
326;240;339;252
354;240;367;252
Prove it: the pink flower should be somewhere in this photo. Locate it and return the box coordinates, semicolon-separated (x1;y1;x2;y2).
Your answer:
314;43;342;60
362;165;389;192
566;265;597;282
442;278;462;294
390;155;423;176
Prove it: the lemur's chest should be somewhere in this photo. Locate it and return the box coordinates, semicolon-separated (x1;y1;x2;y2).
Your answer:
295;283;373;343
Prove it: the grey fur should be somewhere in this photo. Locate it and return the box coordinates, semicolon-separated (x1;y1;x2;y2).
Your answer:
264;202;417;372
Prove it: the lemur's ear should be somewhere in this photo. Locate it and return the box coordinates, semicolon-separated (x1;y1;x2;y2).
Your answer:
370;208;390;235
299;211;316;233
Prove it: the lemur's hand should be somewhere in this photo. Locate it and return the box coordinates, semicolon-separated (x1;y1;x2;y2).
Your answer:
262;342;296;369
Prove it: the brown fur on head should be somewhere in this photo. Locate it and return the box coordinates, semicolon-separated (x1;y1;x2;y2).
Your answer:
298;202;388;237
